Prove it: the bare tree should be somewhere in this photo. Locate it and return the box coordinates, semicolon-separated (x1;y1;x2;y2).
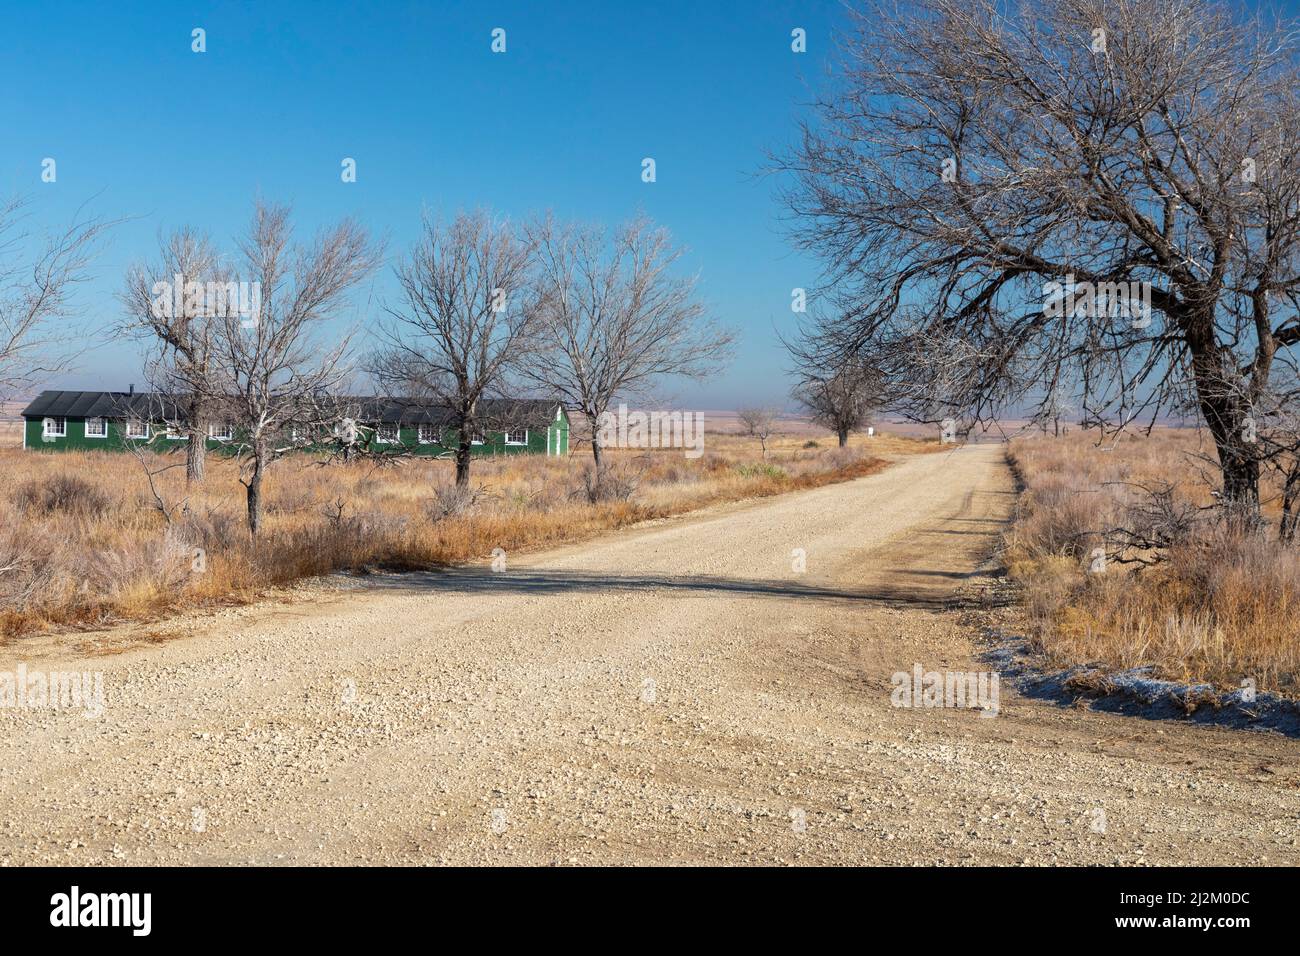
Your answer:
0;197;110;397
523;213;733;478
214;201;382;536
371;210;539;487
777;0;1300;524
119;228;227;484
1045;383;1073;437
787;325;883;445
119;401;194;526
737;406;779;457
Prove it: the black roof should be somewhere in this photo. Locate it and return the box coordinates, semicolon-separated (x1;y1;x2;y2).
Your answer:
21;390;181;419
23;391;564;428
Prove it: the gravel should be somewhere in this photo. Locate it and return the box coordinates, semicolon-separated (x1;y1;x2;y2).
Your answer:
1;445;1297;866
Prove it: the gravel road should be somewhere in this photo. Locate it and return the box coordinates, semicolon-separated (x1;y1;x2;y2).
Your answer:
2;444;1297;865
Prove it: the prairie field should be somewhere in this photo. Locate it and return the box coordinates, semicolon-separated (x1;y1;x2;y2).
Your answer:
1005;428;1300;696
0;428;924;641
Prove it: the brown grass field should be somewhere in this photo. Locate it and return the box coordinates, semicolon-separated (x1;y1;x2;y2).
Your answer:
0;401;24;447
1005;428;1300;697
0;427;929;641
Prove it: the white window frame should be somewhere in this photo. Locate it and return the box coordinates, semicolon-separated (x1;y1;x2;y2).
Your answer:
417;423;440;445
376;422;400;444
207;422;234;441
84;416;107;438
470;432;486;446
166;423;189;440
125;419;150;440
42;416;66;438
503;429;528;446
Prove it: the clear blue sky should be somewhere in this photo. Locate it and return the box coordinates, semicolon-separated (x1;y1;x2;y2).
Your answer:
1;0;848;409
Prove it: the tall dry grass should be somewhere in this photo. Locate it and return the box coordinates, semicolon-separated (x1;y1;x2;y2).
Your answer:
1006;429;1300;695
0;430;923;641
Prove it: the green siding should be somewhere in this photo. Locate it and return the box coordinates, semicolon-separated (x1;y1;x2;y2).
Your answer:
24;410;571;457
25;416;236;453
358;417;568;457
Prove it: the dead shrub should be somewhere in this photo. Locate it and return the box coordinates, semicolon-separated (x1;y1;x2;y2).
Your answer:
580;463;641;503
14;473;113;517
0;516;71;610
88;528;197;597
427;483;486;520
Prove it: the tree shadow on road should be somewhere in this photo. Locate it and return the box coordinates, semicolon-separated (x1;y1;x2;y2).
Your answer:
345;565;964;610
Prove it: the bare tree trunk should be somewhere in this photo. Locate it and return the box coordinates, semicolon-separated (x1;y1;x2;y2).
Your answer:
1218;450;1261;532
455;440;472;487
186;422;206;484
1185;311;1261;527
837;428;848;447
591;434;605;469
246;444;266;537
1281;469;1300;544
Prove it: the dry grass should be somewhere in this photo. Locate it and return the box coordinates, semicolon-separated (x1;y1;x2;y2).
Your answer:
1005;428;1300;696
0;429;927;641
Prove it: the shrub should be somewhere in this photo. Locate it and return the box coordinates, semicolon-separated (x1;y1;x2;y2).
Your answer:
735;462;787;480
14;473;112;517
427;483;484;520
580;464;640;503
0;514;69;612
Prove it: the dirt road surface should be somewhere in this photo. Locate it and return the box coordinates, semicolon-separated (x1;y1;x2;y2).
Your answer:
2;445;1298;866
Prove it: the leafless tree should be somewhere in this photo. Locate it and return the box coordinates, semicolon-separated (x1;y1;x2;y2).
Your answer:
777;0;1300;524
119;228;229;484
119;408;194;526
797;368;882;446
786;324;883;445
370;210;540;487
737;406;779;457
1044;383;1074;437
0;196;111;397
523;213;733;478
214;201;382;536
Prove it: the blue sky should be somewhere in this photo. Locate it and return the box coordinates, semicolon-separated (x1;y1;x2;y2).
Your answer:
1;0;848;408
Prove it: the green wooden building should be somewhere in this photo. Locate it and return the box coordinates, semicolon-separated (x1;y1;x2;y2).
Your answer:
21;390;571;457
